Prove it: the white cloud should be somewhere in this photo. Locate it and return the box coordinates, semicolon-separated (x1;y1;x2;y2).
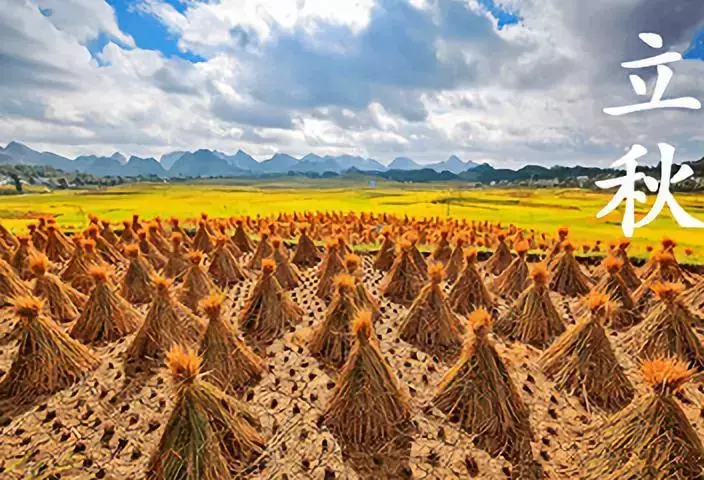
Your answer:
0;0;703;168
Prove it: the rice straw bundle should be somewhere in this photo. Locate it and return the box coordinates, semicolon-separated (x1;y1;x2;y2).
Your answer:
309;274;360;367
443;237;465;284
61;237;93;286
119;220;138;245
582;358;704;480
433;309;535;463
316;240;345;300
323;310;411;449
448;249;495;316
11;235;37;280
638;237;676;279
682;277;704;320
240;259;302;345
485;233;513;276
545;226;569;267
164;233;189;280
178;250;220;313
271;237;301;290
633;252;694;310
121;244;155;305
208;236;248;288
44;224;74;262
380;239;426;306
492;240;530;300
87;225;124;265
495;264;565;349
147;346;266;479
138;230;168;271
199;294;265;395
624;282;704;370
549;241;592;296
147;222;171;256
127;276;206;364
344;253;380;320
373;228;396;271
132;214;142;233
0;256;31;306
431;230;452;265
192;220;214;253
592;255;641;330
231;219;255;254
167;218;190;247
70;266;141;344
248;231;273;270
30;253;86;322
615;239;641;289
407;233;428;279
0;222;18;248
28;224;47;251
291;225;321;267
100;220;120;246
0;296;99;402
540;292;634;413
399;263;463;359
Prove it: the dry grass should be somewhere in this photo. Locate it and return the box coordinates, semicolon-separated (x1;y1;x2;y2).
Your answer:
0;295;99;403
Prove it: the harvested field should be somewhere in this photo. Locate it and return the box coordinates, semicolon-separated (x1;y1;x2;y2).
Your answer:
0;212;703;479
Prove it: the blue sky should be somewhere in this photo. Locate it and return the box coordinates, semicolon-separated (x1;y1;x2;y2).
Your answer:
1;0;704;167
105;0;205;62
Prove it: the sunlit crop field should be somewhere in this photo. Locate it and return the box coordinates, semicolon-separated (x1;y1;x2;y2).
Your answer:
2;179;703;262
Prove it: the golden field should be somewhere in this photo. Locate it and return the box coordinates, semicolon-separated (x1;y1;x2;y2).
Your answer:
1;179;703;262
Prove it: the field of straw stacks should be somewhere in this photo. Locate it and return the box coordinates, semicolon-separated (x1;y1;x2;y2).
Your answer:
0;211;703;479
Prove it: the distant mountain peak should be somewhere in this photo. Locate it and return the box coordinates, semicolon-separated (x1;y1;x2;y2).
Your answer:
5;141;31;153
111;152;127;164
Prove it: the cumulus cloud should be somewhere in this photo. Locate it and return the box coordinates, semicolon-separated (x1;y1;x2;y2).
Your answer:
0;0;702;168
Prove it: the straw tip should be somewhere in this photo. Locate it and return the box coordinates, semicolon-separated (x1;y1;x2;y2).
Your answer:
262;258;276;275
558;226;569;236
166;345;201;384
583;290;611;314
530;264;549;285
352;310;374;339
398;239;412;252
468;308;493;334
641;357;693;394
13;295;44;319
561;240;575;253
187;250;204;265
152;274;172;291
661;237;677;249
657;252;677;266
602;255;623;273
29;253;50;276
344;253;361;271
650;281;684;302
428;262;445;284
199;293;225;318
89;265;110;282
331;274;354;295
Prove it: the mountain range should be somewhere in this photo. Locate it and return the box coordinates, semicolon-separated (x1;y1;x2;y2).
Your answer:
0;141;480;178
